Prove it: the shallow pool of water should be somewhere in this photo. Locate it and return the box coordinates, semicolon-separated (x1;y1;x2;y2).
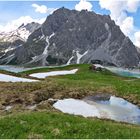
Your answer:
53;95;140;125
106;67;140;78
0;65;30;73
0;65;67;73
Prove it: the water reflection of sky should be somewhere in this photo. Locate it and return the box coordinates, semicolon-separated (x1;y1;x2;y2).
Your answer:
0;65;66;73
0;65;29;73
1;65;140;79
106;67;140;78
54;96;140;125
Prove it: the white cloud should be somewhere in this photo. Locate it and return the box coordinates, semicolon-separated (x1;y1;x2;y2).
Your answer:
99;0;126;23
32;3;55;14
0;3;57;33
134;31;140;47
75;0;93;11
99;0;140;45
120;17;134;36
32;4;47;14
99;0;140;24
127;0;140;12
0;16;45;33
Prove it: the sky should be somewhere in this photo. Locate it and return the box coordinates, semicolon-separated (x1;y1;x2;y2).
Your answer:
0;0;140;47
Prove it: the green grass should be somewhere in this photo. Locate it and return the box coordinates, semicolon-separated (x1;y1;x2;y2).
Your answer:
27;64;140;100
1;64;140;104
0;112;140;139
0;64;140;138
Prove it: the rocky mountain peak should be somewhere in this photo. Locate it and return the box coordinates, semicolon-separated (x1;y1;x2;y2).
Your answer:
0;7;140;67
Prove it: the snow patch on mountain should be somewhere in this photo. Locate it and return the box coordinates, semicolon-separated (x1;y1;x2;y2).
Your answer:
1;47;15;53
43;32;55;55
0;27;29;42
42;32;55;65
5;54;15;64
49;32;55;39
105;23;109;31
0;22;40;42
43;36;49;55
16;27;30;41
66;55;74;65
28;32;55;65
76;50;88;64
66;50;75;65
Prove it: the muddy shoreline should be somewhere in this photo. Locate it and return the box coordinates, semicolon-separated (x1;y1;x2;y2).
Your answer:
0;87;140;116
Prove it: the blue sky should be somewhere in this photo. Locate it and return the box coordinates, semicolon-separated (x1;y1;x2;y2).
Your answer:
0;0;140;47
0;1;139;28
0;1;109;25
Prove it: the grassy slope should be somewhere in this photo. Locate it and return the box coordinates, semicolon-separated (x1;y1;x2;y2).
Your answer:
0;112;140;139
0;64;140;138
22;64;140;102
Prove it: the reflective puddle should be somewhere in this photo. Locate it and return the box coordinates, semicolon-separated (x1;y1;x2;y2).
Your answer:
106;67;140;78
53;95;140;125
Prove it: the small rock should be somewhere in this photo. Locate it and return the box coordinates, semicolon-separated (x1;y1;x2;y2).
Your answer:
26;104;37;110
52;128;60;136
37;100;53;110
5;105;12;111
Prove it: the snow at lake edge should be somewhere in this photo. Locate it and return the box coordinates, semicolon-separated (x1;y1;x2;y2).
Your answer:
0;69;78;82
0;73;38;82
30;69;78;78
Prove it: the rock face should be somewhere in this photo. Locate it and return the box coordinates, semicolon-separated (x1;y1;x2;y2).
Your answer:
0;7;140;67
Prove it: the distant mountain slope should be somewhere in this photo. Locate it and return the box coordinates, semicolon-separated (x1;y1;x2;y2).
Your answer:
0;22;40;64
0;8;140;67
0;22;40;42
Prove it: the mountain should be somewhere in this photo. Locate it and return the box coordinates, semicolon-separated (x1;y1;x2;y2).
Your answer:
0;22;40;64
0;22;40;42
136;47;140;53
0;7;140;67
